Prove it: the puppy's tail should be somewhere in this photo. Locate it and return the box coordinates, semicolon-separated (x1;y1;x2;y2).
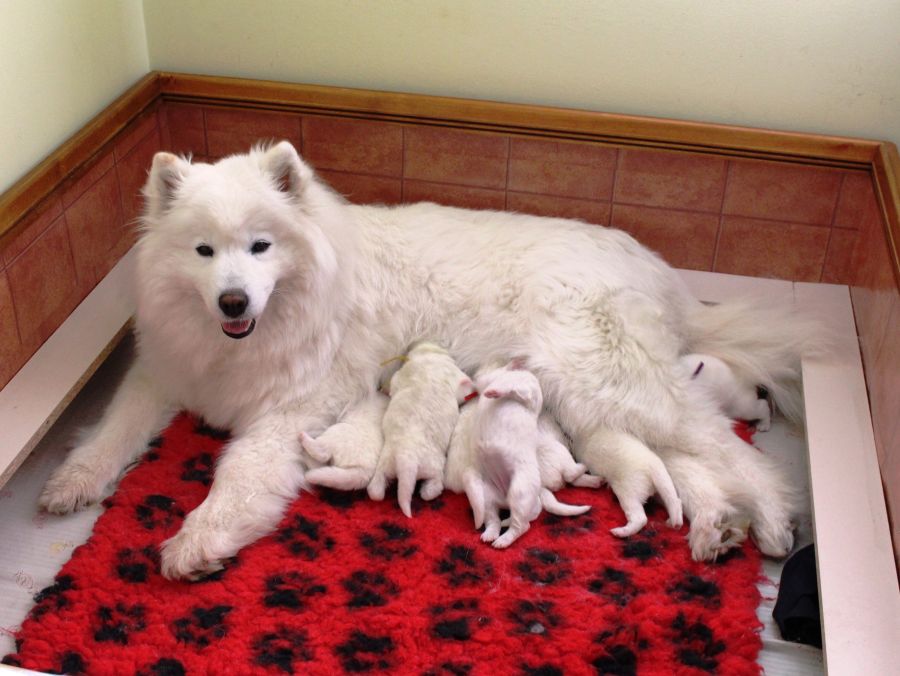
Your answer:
541;489;591;517
683;296;832;424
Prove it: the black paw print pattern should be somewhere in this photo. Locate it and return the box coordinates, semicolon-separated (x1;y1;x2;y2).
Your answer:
136;658;186;676
180;452;214;486
276;514;335;560
342;570;399;608
429;598;490;641
587;566;639;607
671;612;726;673
171;605;232;647
335;630;395;673
116;546;160;583
423;661;473;676
30;575;74;619
93;603;147;645
434;544;495;587
517;548;572;585
264;572;327;610
253;626;313;673
2;413;765;675
134;494;184;531
544;511;595;538
670;574;722;609
359;521;418;560
506;599;560;637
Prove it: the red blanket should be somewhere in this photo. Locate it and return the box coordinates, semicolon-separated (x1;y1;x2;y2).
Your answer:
4;415;762;675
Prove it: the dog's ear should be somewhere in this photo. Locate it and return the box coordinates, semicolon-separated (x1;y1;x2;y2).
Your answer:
144;152;190;217
261;141;313;198
507;356;527;370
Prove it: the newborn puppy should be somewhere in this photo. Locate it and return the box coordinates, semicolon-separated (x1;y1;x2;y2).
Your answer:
537;414;603;492
446;376;597;537
300;392;388;490
681;353;772;431
471;362;590;549
368;342;475;517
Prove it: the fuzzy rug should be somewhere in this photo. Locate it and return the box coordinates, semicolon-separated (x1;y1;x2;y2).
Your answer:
3;415;763;675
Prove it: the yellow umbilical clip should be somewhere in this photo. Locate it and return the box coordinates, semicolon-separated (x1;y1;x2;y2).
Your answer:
379;355;408;368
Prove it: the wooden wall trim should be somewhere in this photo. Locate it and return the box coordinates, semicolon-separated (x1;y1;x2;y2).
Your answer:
0;72;161;241
873;143;900;289
159;72;880;167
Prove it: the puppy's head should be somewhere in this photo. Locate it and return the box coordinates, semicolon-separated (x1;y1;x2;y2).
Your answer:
137;142;346;340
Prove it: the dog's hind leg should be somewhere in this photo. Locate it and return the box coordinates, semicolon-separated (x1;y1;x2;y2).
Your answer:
481;496;504;544
305;465;371;490
299;431;333;464
576;428;683;536
40;364;175;513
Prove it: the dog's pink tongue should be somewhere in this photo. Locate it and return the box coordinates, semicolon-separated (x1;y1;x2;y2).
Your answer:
223;319;251;333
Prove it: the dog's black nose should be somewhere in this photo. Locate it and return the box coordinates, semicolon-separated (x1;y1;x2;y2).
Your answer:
218;289;248;318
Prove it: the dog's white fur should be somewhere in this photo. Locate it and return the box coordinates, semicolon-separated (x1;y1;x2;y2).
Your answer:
681;353;772;431
367;342;474;517
39;142;818;578
300;392;387;490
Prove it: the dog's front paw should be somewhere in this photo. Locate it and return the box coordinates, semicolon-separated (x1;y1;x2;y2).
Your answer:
160;526;226;581
688;516;748;562
751;516;793;558
39;461;106;514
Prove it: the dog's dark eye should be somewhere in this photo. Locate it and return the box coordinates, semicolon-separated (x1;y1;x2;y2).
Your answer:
195;244;214;257
251;240;271;254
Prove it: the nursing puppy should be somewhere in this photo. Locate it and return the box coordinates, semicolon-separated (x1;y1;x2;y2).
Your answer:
446;400;598;528
300;392;388;489
469;363;591;548
681;353;772;431
39;142;819;578
368;342;475;517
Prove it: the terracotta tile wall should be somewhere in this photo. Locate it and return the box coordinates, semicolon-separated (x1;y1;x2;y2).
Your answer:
847;183;900;555
0;102;165;389
0;103;893;435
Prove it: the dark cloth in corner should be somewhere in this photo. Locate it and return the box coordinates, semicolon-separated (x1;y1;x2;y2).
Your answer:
773;544;822;648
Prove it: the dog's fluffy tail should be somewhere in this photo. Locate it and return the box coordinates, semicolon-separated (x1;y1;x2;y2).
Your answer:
683;296;831;424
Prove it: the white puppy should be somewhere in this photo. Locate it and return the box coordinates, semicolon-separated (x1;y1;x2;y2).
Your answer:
469;363;591;549
300;392;388;490
368;342;474;516
536;414;603;492
681;353;772;431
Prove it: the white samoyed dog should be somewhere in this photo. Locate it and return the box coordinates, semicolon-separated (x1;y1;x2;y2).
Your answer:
39;142;816;578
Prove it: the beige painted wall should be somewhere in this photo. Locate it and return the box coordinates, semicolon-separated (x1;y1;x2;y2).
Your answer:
144;0;900;148
0;0;149;194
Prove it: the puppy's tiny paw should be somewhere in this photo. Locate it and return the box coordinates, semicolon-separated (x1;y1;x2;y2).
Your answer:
39;461;105;514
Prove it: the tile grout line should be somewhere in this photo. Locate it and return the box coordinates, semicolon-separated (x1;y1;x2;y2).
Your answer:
503;137;511;211
711;160;733;273
400;126;407;203
819;173;847;282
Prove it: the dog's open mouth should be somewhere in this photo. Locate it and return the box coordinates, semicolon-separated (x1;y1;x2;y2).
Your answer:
221;319;256;339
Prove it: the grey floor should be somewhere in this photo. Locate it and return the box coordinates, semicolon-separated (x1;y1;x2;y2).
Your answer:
0;333;823;673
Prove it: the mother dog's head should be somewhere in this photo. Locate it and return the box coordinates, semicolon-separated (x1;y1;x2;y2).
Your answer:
136;141;353;342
